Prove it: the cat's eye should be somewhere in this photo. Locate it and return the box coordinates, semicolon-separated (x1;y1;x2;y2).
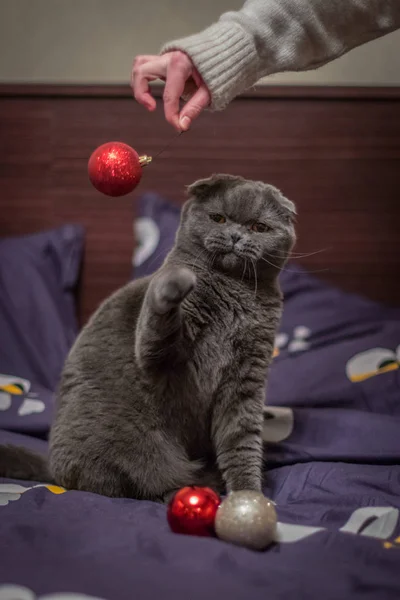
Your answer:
210;213;226;224
251;222;268;233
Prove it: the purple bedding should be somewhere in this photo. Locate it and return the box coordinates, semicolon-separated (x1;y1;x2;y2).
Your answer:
0;225;84;439
1;208;400;600
0;429;399;600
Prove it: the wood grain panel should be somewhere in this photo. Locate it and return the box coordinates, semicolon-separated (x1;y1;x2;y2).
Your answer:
1;84;400;324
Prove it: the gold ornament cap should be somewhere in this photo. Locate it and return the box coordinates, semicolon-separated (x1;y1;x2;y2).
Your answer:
139;155;152;166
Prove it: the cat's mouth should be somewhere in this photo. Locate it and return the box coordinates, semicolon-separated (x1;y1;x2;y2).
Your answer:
217;247;259;261
214;248;259;271
204;243;260;270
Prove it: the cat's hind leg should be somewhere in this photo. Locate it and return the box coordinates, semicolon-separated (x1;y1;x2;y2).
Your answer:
50;429;203;501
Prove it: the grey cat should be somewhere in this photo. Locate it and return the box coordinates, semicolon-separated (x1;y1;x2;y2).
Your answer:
0;174;296;501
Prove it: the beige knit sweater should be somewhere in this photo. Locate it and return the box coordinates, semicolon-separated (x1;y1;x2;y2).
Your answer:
161;0;400;110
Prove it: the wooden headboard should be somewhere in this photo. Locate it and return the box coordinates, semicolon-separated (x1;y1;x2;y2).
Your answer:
1;84;400;324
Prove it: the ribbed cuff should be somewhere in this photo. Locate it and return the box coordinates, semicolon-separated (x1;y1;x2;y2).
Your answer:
161;22;260;111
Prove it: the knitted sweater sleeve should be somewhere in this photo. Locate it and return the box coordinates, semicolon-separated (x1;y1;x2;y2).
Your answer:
160;0;400;110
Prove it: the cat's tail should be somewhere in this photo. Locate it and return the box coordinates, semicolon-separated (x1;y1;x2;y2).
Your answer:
0;445;54;483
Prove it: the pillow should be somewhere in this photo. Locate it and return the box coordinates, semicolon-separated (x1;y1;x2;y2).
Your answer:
132;192;180;279
264;265;400;467
269;266;400;414
0;376;54;437
0;225;84;436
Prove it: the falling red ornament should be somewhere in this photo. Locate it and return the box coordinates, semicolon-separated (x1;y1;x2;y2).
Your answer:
167;486;221;537
88;141;152;197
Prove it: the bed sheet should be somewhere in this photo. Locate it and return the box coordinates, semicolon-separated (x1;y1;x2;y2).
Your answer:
1;394;400;600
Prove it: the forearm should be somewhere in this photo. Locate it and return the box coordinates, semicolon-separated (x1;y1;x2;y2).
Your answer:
212;381;265;492
161;0;400;110
135;268;195;369
135;301;183;370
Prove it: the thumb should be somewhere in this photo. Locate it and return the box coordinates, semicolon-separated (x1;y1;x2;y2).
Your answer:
179;85;210;131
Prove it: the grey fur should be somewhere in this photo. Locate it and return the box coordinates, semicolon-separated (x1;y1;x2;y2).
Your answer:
0;445;52;483
2;174;296;501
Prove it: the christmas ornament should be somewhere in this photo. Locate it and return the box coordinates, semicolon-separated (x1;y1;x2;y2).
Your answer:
88;142;151;197
167;486;221;537
215;490;277;551
88;132;182;197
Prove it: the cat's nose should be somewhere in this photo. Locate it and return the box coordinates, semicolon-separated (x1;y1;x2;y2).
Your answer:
231;232;241;244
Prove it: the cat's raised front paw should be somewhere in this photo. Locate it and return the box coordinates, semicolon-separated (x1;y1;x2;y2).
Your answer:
152;267;196;314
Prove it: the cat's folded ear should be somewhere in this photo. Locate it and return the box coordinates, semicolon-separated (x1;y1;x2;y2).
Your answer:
280;195;297;223
186;175;222;201
187;174;243;201
271;188;297;224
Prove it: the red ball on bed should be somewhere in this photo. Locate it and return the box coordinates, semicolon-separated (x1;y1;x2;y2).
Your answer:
167;486;221;537
88;142;145;197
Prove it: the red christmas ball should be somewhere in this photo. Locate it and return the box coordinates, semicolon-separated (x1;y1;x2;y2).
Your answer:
167;486;221;537
88;141;143;197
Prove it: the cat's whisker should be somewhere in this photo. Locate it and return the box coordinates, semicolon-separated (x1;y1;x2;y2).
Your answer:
251;259;258;297
190;248;220;274
261;255;330;274
189;248;210;272
241;259;248;283
209;252;218;270
267;248;328;259
260;256;285;271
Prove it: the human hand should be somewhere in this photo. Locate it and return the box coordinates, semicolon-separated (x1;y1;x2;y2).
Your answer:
131;51;211;131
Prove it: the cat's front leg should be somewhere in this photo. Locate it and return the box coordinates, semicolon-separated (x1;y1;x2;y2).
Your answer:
135;266;196;370
212;380;265;493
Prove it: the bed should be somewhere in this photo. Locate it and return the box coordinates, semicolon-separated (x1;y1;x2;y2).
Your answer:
0;84;400;600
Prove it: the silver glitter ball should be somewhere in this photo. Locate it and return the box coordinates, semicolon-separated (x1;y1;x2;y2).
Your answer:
215;490;277;551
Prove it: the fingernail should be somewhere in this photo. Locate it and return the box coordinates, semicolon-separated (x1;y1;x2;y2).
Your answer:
180;116;191;131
